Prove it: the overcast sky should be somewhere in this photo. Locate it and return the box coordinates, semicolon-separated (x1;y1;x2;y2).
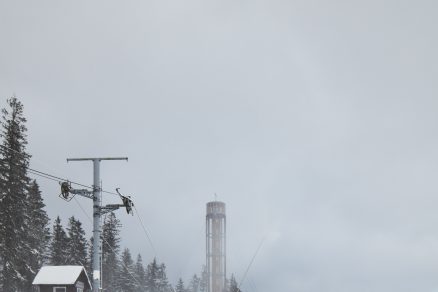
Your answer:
1;0;438;291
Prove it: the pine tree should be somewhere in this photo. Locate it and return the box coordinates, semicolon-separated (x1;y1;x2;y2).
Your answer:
102;212;121;292
21;180;50;291
175;278;186;292
0;96;32;291
134;254;147;292
118;248;136;292
66;216;88;266
49;216;69;265
188;274;200;292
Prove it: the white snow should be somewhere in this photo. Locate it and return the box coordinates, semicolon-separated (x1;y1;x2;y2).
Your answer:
32;265;90;286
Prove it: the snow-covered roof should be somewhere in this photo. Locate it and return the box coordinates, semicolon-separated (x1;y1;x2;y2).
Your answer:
32;265;91;287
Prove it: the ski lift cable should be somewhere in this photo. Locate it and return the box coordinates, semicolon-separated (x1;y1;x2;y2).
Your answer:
27;165;157;263
238;237;266;290
73;196;94;224
0;144;120;196
28;169;61;183
29;168;90;189
0;143;92;190
249;278;258;292
0;145;152;288
2;144;156;285
133;204;157;256
73;196;143;288
8;151;157;259
114;188;157;256
29;167;118;196
115;191;158;258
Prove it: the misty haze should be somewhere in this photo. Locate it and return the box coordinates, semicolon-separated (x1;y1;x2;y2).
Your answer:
1;1;438;292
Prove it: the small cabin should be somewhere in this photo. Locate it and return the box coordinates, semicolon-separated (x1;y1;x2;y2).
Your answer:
32;265;92;292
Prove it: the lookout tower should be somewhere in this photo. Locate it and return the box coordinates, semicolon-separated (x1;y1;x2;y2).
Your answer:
206;201;226;292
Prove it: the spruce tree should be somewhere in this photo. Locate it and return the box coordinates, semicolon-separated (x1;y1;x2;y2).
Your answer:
102;212;121;292
118;248;136;292
49;216;69;265
145;258;171;292
157;262;171;292
228;274;240;292
134;254;147;292
66;216;88;266
146;258;159;292
188;274;200;292
22;180;50;291
0;96;32;291
175;278;186;292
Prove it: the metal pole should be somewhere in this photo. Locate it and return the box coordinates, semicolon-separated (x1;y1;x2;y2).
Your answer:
93;159;101;292
67;157;128;292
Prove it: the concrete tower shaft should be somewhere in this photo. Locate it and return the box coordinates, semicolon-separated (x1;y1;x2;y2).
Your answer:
206;201;226;292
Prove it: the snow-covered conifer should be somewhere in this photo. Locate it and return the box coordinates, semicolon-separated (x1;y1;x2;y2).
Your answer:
229;274;240;292
146;258;159;292
21;180;50;291
0;97;32;291
175;278;186;292
118;248;136;292
66;216;88;266
157;262;172;292
146;258;172;292
188;274;200;292
134;254;147;292
49;216;69;265
102;212;121;292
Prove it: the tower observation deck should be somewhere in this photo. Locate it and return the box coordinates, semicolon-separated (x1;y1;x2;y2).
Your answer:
206;201;226;292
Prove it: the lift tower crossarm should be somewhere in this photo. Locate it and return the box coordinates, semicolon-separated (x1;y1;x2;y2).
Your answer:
66;157;127;292
67;157;128;162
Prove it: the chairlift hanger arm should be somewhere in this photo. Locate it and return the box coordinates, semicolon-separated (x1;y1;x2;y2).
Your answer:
70;189;93;199
116;188;135;215
60;181;93;201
